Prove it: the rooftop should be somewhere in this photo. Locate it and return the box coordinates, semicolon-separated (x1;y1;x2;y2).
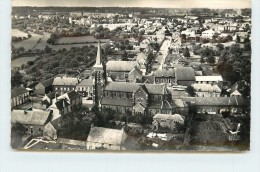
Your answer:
53;76;79;86
106;61;139;71
11;109;51;126
87;127;126;145
11;86;28;98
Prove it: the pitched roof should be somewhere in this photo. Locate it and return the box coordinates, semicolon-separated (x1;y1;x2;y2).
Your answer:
67;90;82;100
129;67;143;76
192;83;221;93
142;75;155;84
195;97;247;106
55;99;70;110
11;109;51;125
39;77;54;87
104;82;170;95
11;86;28;98
77;79;93;86
148;100;174;109
154;68;175;77
101;97;132;107
176;67;195;81
106;61;139;71
53;76;79;86
195;75;223;82
87;127;126;145
153;113;185;122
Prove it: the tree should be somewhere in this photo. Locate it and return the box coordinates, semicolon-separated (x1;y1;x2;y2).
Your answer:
206;54;215;64
11;71;23;88
183;47;190;58
236;35;241;43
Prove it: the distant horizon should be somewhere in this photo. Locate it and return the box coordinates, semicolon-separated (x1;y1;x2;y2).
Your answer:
12;6;251;9
12;0;251;9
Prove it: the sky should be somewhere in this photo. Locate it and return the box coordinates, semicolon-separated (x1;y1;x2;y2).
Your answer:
12;0;251;9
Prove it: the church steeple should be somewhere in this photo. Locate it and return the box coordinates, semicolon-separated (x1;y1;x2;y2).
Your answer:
95;41;102;67
92;41;105;107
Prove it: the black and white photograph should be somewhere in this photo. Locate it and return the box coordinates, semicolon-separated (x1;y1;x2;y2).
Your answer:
10;0;251;152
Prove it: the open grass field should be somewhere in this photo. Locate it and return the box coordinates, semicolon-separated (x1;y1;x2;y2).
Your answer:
12;31;43;50
56;36;109;44
11;56;38;69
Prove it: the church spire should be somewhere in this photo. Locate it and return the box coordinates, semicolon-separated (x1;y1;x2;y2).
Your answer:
95;41;101;66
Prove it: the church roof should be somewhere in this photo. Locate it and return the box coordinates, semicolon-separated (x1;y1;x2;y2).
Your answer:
106;61;139;72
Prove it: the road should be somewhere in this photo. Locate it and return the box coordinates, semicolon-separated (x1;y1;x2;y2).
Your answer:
151;38;172;72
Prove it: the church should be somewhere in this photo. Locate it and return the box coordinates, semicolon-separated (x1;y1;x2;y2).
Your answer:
92;42;184;116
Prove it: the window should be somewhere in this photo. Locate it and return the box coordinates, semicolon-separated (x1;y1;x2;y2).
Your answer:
121;93;125;98
113;92;117;97
64;87;67;91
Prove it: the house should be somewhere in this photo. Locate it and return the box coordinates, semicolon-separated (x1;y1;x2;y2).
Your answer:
42;92;58;109
34;77;54;96
11;109;52;136
154;68;176;85
128;67;143;83
152;113;185;133
142;75;155;84
175;67;195;86
201;29;217;39
76;78;94;97
52;76;79;95
48;90;82;117
86;126;127;150
106;61;140;82
101;82;175;116
43;117;59;140
195;97;248;115
11;86;30;108
191;83;221;97
195;75;223;84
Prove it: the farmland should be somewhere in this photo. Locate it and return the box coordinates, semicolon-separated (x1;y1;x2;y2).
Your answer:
11;56;38;69
12;30;108;51
12;30;43;50
56;36;109;44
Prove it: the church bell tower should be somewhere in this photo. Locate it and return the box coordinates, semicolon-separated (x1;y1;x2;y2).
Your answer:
93;41;105;106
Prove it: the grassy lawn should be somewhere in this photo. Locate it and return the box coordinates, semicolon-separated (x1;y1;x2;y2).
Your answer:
11;56;38;69
56;36;109;44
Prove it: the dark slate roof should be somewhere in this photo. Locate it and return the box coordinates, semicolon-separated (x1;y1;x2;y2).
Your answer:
77;79;93;86
106;61;139;71
11;86;29;98
55;99;70;110
11;109;50;125
104;82;170;95
154;68;175;78
195;97;247;106
176;67;195;81
67;90;81;100
39;77;54;87
101;97;133;107
148;100;174;109
46;92;57;99
142;75;155;84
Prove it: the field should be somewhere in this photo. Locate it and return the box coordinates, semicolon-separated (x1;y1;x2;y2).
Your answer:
56;36;109;44
12;30;107;51
11;56;38;69
12;31;44;50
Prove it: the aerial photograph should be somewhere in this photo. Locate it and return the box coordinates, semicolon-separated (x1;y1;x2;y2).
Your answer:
10;0;251;151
